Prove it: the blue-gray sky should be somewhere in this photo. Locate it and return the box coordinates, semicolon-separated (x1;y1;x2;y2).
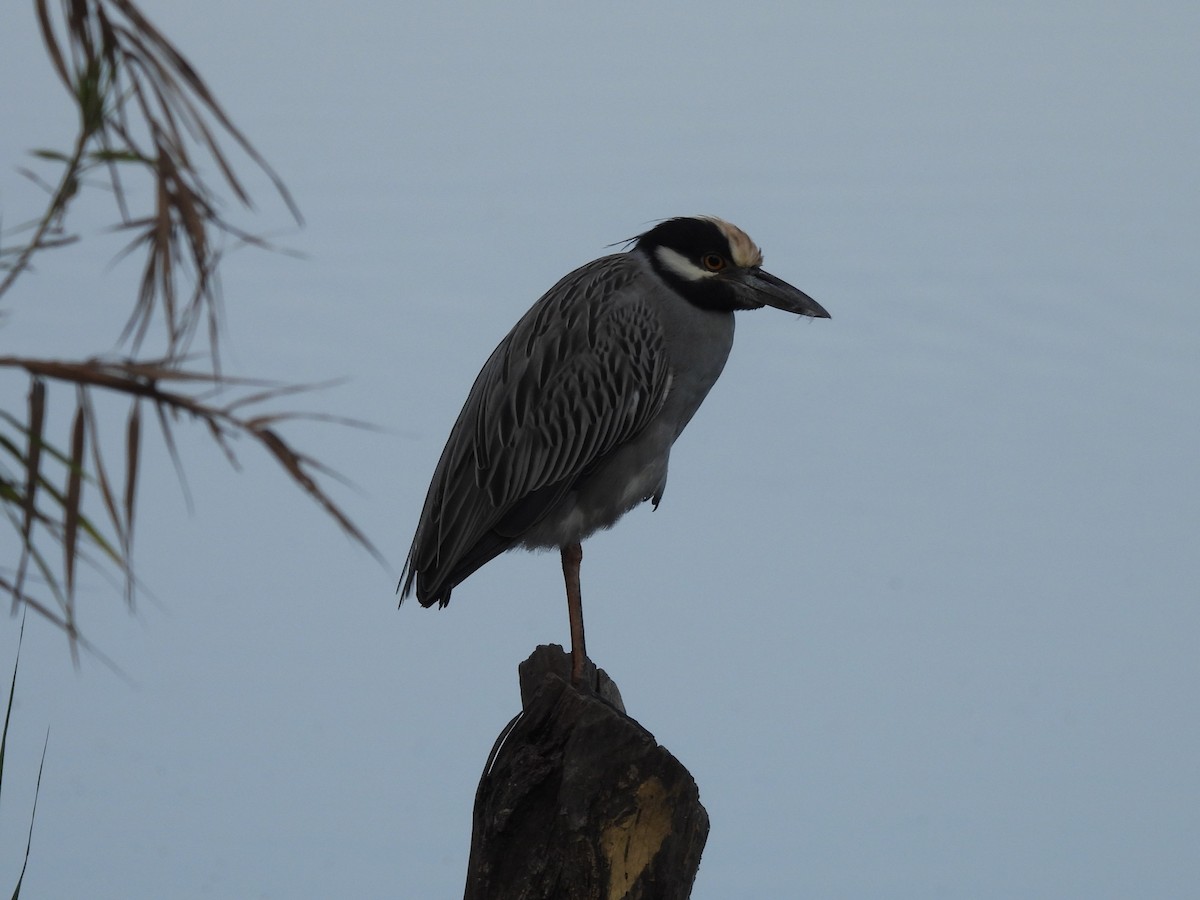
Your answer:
2;2;1197;897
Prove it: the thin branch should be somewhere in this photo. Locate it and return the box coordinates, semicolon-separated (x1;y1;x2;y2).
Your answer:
0;128;89;297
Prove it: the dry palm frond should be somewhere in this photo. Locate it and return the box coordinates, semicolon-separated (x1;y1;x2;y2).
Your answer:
1;355;382;646
1;2;379;653
5;0;300;365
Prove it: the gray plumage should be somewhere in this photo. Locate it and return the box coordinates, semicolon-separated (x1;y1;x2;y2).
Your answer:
400;216;828;617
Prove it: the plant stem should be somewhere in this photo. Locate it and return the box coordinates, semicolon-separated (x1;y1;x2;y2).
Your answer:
0;128;91;299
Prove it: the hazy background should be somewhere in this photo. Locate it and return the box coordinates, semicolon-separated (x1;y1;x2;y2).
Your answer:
2;2;1197;897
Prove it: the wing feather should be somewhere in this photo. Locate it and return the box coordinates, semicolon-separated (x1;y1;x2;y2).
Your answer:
400;254;671;606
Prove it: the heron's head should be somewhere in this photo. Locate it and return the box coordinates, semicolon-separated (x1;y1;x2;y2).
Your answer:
634;216;829;319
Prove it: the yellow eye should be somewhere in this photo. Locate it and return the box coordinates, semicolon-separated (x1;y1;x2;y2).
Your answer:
702;253;726;272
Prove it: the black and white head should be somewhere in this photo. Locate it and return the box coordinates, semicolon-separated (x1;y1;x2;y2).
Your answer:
635;216;829;318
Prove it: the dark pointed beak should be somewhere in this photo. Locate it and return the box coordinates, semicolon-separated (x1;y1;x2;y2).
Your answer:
745;269;830;318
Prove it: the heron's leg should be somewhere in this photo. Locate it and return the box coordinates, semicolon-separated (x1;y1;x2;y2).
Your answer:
561;542;586;686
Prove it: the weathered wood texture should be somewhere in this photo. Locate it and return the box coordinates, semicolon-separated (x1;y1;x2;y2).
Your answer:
464;645;709;900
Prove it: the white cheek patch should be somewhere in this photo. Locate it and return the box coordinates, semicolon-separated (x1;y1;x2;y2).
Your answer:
655;246;713;281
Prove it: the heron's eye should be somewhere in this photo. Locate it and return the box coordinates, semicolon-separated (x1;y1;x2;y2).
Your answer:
702;253;726;272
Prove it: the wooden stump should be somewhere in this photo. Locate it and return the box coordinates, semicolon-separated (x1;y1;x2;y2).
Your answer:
463;645;709;900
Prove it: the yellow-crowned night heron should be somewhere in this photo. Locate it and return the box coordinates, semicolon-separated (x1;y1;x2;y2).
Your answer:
400;216;829;683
